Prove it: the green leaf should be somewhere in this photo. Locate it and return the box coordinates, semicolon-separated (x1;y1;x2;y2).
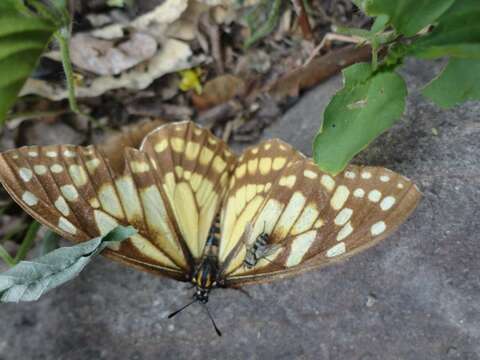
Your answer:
0;7;56;125
410;0;480;59
313;63;407;175
422;58;480;109
360;0;455;37
0;225;136;302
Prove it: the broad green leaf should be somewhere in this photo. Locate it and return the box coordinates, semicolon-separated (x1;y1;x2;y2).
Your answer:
0;225;136;302
0;7;56;125
410;0;480;59
313;63;407;175
358;0;455;37
422;58;480;109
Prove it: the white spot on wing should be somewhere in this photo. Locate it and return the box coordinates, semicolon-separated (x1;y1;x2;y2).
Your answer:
61;184;79;201
353;188;365;198
303;170;317;179
368;190;382;202
321;175;335;192
361;171;372;179
330;185;350;210
34;165;47;176
334;208;353;226
86;158;100;173
22;191;38;206
345;171;356;179
54;196;70;216
326;242;346;257
63;150;76;158
371;221;386;235
337;222;353;241
58;217;77;235
380;196;396;211
50;164;63;173
19;168;33;182
69;165;88;187
286;230;316;267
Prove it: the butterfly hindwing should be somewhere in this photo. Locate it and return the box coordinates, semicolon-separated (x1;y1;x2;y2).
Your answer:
221;158;421;285
218;139;305;271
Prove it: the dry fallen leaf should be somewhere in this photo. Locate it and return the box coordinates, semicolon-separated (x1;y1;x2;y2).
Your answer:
21;39;194;100
70;32;157;76
192;74;246;110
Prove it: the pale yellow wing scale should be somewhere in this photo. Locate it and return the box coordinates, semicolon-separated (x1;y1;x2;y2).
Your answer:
140;121;236;260
219;139;304;264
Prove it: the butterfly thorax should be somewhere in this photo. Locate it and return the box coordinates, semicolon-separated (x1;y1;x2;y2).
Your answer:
192;217;221;302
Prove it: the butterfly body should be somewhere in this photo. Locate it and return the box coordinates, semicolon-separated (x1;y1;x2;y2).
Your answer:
192;217;221;302
0;121;421;308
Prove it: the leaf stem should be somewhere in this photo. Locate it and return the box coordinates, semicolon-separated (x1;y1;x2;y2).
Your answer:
55;28;101;127
0;245;15;267
14;221;41;264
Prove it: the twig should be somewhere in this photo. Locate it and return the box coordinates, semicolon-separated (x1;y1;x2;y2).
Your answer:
268;45;372;101
199;11;224;74
304;33;365;66
196;100;242;128
291;0;313;40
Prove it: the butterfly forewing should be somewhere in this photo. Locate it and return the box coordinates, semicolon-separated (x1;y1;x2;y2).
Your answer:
0;143;188;278
140;121;237;260
222;158;421;285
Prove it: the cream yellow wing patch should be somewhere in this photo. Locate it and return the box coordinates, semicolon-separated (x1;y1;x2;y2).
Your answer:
0;144;186;275
221;159;421;283
140;121;237;259
219;139;304;266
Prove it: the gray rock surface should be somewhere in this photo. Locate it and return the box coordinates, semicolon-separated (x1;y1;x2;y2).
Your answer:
1;59;479;360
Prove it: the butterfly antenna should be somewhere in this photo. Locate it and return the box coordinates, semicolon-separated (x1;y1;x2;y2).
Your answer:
168;298;197;319
204;304;222;336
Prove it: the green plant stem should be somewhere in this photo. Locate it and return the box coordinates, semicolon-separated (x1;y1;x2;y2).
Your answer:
0;245;15;267
55;28;100;127
13;221;41;264
371;44;379;71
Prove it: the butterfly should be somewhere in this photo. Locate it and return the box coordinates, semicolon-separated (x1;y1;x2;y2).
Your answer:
0;121;421;333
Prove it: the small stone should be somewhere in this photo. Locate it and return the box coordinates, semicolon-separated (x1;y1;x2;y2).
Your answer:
366;294;377;307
